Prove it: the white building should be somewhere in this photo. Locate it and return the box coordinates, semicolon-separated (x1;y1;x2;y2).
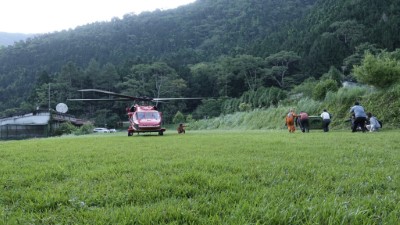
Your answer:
0;110;86;140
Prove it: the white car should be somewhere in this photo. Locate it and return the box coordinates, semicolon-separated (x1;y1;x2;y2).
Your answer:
93;128;110;133
109;129;117;133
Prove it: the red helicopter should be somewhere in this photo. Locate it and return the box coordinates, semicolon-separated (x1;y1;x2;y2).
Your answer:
68;89;201;136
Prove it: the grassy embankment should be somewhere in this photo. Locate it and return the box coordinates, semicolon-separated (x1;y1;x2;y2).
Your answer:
1;130;399;224
189;84;400;131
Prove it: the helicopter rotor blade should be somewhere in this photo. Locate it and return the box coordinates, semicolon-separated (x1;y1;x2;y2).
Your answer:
77;89;153;101
153;97;203;101
67;98;132;101
68;89;202;102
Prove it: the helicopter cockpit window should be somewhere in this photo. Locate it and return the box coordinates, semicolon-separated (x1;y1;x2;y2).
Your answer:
136;112;160;120
150;112;160;119
137;112;145;120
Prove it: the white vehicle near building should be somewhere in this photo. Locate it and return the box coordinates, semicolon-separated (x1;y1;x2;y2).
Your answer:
93;128;110;133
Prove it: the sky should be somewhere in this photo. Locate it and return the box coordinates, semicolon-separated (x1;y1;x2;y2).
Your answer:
0;0;196;34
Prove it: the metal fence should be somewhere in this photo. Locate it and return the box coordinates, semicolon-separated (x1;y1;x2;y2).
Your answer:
0;124;49;140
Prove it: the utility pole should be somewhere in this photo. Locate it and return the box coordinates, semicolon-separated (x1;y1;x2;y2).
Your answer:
48;83;51;110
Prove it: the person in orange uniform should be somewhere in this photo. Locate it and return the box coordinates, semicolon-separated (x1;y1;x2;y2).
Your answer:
285;109;298;133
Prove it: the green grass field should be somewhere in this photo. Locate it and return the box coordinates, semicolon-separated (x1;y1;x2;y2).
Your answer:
1;130;399;224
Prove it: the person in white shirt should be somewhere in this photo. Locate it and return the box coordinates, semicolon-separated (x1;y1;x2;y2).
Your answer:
366;112;381;132
320;109;331;132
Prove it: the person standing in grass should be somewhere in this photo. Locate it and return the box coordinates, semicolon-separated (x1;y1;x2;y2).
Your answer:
285;109;298;133
299;111;310;133
320;109;331;132
350;101;367;132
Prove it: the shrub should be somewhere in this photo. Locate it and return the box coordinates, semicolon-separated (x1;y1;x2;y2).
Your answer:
193;98;224;119
312;79;339;100
74;123;95;135
239;102;252;112
353;51;400;88
186;114;195;123
173;111;185;124
291;77;318;98
295;98;322;116
53;122;77;136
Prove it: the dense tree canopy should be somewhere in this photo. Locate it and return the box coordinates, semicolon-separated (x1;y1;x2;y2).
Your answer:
354;51;400;88
1;0;400;123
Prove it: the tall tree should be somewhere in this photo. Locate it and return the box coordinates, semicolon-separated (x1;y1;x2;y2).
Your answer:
265;51;300;89
226;55;266;92
189;62;220;97
85;59;101;89
329;20;365;49
118;62;187;98
55;62;83;103
98;62;119;91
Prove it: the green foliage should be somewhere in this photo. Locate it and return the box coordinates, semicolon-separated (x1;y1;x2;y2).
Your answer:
118;62;187;98
173;111;185;124
321;86;371;127
191;80;400;131
0;108;19;117
192;87;288;120
342;42;380;75
93;109;120;129
260;87;283;107
0;32;32;46
73;123;95;136
53;122;77;136
312;79;339;100
294;98;322;116
324;66;343;87
329;20;366;49
191;105;290;130
234;87;287;112
265;51;301;88
359;83;400;127
220;98;241;115
353;51;400;88
0;0;321;113
291;77;318;98
225;55;267;91
189;62;220;97
185;114;194;123
193;98;224;119
1;0;400;128
238;102;251;112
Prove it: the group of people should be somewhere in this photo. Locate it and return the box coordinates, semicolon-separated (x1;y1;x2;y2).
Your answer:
349;101;381;132
285;109;312;133
285;101;381;133
285;109;331;133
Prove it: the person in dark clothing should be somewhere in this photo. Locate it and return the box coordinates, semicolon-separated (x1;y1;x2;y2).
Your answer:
177;123;186;134
299;111;310;133
349;101;367;132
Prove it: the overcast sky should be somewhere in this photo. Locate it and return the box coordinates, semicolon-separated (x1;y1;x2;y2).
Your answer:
0;0;196;34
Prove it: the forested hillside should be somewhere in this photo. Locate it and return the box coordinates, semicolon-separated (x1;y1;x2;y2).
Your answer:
0;0;399;126
0;32;33;47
